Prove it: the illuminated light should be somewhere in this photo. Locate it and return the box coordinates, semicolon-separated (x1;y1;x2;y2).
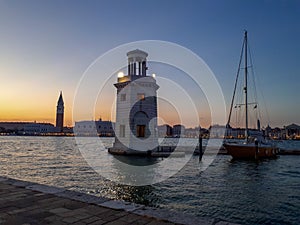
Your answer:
152;73;156;78
117;72;124;78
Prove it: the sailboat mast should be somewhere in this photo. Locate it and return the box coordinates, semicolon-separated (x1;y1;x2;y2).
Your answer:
244;31;249;140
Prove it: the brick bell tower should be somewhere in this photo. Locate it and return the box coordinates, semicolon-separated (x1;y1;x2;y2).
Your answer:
56;91;64;132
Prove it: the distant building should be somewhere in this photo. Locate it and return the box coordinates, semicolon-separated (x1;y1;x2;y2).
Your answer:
55;91;64;132
0;122;30;133
172;124;185;137
209;124;226;138
74;121;96;136
285;123;300;139
24;123;55;134
225;126;246;139
74;119;115;136
264;124;272;138
62;126;73;134
185;127;199;138
158;124;172;137
96;120;115;136
271;127;284;139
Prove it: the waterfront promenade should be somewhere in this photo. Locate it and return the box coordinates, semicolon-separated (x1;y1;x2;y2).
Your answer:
0;176;237;225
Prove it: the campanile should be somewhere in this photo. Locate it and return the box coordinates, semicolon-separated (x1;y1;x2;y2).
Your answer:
56;91;64;132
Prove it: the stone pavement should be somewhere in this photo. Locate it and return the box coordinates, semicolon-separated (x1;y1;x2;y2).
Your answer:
0;177;238;225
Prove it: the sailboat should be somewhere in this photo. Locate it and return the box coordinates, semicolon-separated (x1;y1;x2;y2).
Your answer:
223;31;278;160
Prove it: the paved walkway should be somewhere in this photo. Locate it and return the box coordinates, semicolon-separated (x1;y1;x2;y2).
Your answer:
0;177;237;225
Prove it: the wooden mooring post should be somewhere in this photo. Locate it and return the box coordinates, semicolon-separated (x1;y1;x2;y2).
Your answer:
199;128;203;161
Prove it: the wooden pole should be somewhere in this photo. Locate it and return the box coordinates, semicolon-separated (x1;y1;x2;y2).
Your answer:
199;128;203;161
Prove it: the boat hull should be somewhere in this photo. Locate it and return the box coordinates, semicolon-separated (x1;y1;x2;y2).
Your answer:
223;143;278;160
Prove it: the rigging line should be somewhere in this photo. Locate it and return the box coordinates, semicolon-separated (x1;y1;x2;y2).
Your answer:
227;37;245;126
248;67;260;122
248;39;271;125
247;41;259;112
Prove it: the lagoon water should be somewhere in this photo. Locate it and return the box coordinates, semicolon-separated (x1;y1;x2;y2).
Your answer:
0;136;299;224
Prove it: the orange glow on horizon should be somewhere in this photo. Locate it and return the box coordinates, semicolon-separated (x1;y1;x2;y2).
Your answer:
1;95;212;128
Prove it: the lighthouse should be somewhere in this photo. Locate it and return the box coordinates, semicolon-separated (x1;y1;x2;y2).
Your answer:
55;91;64;132
111;49;159;153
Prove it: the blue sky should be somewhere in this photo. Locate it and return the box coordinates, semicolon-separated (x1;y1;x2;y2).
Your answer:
0;0;299;127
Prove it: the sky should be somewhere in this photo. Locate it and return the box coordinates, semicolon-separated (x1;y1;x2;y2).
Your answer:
0;0;299;128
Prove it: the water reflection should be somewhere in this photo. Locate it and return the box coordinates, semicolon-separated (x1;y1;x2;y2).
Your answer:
109;154;159;186
109;183;159;206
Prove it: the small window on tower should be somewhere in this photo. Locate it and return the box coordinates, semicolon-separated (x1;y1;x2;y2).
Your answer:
120;94;126;101
137;93;145;101
120;125;125;137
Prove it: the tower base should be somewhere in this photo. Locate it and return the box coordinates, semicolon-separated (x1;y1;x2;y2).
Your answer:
107;146;184;158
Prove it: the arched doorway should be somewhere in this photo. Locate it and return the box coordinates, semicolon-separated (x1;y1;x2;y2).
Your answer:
132;111;149;138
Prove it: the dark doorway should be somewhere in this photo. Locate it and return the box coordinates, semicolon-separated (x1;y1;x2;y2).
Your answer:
136;125;145;137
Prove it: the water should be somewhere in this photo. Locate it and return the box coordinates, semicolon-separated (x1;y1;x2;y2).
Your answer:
0;136;299;224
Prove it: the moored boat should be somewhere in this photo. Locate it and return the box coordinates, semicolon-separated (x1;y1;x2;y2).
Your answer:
224;31;278;160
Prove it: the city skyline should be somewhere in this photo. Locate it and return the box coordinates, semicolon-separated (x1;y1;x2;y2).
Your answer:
0;0;299;127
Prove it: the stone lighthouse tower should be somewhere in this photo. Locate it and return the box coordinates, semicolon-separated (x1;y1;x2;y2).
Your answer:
55;91;64;132
111;49;159;153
